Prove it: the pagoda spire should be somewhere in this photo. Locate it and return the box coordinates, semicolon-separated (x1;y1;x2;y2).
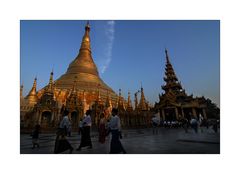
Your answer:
127;91;133;111
165;48;170;64
138;86;147;111
28;77;37;96
46;70;54;92
117;89;125;110
65;21;99;76
162;49;183;94
80;21;91;51
25;77;38;105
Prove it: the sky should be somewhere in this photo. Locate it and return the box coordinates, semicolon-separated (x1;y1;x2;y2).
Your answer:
20;20;220;107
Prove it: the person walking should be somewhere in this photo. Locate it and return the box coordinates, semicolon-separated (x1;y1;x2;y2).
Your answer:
109;108;126;154
59;111;70;136
31;124;40;149
54;111;73;154
198;114;204;133
98;113;107;144
152;113;160;134
190;117;198;133
76;110;93;151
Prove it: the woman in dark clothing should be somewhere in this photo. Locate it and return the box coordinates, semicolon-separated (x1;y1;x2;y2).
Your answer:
31;124;40;149
54;111;73;154
54;128;73;154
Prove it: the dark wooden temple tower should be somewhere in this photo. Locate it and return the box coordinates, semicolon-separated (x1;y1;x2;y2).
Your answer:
155;49;207;121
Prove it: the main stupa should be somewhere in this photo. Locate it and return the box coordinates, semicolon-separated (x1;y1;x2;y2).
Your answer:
37;22;118;107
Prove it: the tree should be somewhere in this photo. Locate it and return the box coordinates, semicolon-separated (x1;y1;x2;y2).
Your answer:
205;98;220;119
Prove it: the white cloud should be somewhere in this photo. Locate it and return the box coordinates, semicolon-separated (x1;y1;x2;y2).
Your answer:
100;20;115;74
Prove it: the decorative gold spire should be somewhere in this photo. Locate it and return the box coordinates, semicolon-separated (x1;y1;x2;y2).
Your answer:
28;77;37;96
63;21;99;77
138;86;147;111
81;21;91;51
46;71;54;92
117;89;125;111
26;77;38;105
127;91;133;111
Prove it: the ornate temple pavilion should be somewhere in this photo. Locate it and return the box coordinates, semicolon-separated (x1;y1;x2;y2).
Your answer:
154;49;207;121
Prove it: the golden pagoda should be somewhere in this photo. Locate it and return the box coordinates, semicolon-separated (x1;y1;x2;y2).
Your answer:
25;77;38;106
37;22;118;105
126;92;133;112
21;22;119;129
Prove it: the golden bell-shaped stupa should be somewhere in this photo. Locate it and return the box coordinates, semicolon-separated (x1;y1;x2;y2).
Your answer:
39;22;118;105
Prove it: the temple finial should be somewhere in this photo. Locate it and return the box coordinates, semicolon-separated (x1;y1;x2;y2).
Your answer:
52;65;54;75
85;21;90;32
33;77;37;88
46;70;54;92
25;77;38;105
165;48;170;63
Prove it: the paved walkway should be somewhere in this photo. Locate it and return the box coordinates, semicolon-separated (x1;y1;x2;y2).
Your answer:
20;127;220;154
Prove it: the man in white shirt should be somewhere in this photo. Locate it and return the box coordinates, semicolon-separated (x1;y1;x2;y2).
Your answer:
76;110;93;151
59;112;70;135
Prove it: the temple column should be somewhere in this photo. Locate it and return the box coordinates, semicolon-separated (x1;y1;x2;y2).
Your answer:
202;108;207;119
175;107;179;120
192;108;197;117
161;109;165;120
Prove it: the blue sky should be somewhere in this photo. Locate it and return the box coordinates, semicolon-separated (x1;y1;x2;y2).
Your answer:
20;20;220;106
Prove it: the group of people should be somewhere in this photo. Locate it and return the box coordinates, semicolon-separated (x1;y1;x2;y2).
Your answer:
151;111;217;134
30;109;218;152
53;108;126;154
